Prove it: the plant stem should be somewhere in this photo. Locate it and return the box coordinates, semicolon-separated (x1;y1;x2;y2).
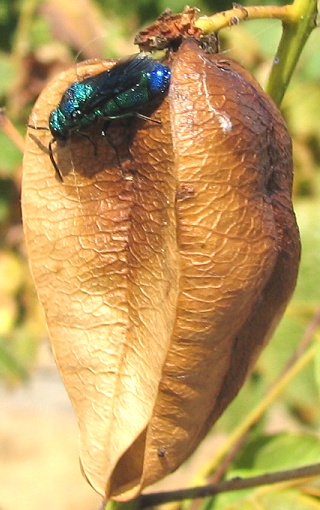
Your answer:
195;1;318;106
0;109;25;153
266;0;318;105
212;307;320;484
11;0;40;62
195;5;293;33
139;463;320;507
199;306;320;479
105;309;320;510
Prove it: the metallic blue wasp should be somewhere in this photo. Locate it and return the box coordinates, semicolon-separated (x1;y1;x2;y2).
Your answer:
28;54;171;181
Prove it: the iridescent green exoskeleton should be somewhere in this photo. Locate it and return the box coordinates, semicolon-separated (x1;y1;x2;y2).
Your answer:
28;54;171;181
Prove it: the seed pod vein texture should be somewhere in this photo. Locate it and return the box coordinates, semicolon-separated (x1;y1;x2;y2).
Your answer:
22;39;300;501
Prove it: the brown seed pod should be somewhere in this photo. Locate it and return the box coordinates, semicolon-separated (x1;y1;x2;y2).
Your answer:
22;38;300;501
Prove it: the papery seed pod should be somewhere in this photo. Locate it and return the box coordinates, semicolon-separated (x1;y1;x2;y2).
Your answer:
22;38;300;501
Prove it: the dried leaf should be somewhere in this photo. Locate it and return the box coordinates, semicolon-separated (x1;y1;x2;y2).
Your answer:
134;7;203;51
22;39;300;500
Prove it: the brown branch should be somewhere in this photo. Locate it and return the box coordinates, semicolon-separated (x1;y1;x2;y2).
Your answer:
204;305;320;487
0;108;25;153
139;463;320;507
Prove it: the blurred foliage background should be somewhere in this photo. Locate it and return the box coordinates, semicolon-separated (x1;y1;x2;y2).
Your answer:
1;0;320;507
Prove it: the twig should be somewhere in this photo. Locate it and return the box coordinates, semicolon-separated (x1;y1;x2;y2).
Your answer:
280;306;320;375
0;108;25;153
195;1;318;106
201;305;320;486
139;463;320;507
266;0;318;105
200;306;320;480
195;5;293;33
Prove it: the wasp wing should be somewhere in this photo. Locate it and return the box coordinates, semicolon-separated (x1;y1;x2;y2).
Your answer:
77;54;157;114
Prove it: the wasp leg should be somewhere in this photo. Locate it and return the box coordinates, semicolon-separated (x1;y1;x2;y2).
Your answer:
48;139;64;182
101;120;123;169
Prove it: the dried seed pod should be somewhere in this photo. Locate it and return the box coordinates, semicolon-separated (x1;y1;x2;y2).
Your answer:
22;38;300;501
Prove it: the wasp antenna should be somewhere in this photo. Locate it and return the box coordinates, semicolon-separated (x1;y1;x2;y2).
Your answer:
135;112;161;124
27;124;50;131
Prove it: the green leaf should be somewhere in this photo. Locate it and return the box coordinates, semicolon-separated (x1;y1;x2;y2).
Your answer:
201;434;320;510
313;341;320;401
0;51;15;96
258;490;320;510
201;487;320;510
251;433;320;471
294;197;320;304
240;19;282;59
0;131;22;176
298;29;320;81
0;337;28;382
283;83;320;140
